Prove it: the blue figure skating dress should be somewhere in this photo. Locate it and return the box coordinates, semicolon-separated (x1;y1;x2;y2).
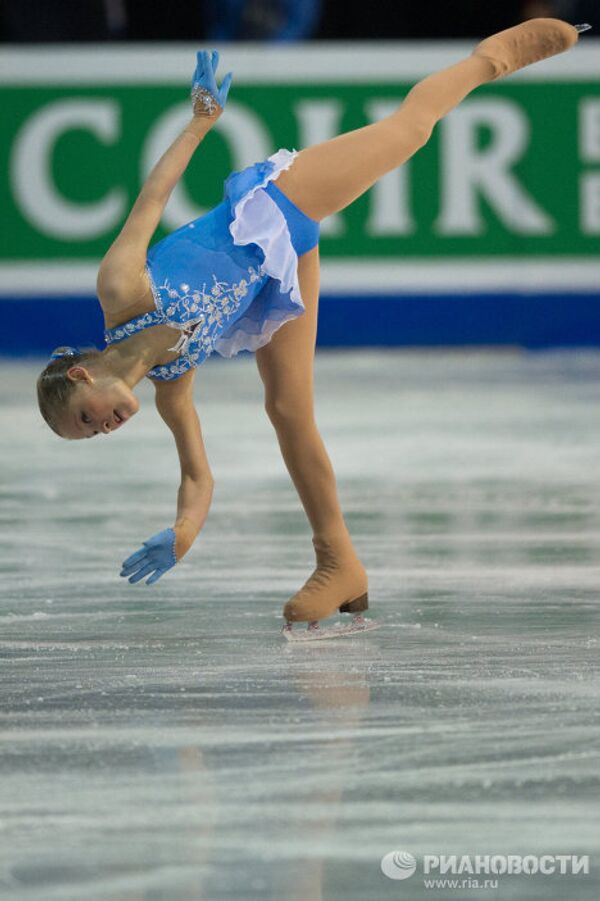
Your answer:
104;149;319;381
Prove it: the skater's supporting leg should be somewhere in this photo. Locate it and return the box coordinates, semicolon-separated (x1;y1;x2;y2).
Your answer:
274;19;578;221
256;247;368;623
257;247;348;542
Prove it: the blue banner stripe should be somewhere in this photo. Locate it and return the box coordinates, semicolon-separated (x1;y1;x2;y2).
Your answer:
2;293;600;356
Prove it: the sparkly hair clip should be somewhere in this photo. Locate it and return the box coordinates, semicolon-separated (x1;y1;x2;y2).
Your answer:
49;346;80;362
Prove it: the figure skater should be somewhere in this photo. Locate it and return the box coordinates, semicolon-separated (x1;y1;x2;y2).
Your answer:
36;19;588;639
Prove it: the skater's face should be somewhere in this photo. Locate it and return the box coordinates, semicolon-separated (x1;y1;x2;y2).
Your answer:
59;366;140;440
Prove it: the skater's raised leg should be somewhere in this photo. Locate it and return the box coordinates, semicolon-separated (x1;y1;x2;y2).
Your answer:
275;18;579;222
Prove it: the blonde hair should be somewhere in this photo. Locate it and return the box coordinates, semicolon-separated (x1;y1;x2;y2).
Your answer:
36;346;102;437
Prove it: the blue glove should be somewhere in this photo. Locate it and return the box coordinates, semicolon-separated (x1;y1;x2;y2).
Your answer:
191;49;233;114
120;528;177;586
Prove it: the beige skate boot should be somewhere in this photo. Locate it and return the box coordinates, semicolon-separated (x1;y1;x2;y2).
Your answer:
472;18;582;80
282;535;378;641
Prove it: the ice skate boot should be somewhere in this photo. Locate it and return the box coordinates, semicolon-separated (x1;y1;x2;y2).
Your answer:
282;535;379;642
472;18;584;81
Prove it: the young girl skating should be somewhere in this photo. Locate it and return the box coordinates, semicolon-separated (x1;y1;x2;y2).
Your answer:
37;19;588;639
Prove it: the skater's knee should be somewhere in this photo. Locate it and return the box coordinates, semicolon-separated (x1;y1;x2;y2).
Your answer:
394;94;438;145
264;394;315;429
406;110;435;148
413;115;435;148
382;109;434;155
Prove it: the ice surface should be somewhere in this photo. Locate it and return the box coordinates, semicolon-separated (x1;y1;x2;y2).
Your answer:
1;350;599;900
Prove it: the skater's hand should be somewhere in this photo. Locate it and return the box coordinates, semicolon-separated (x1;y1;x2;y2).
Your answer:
191;50;232;119
120;527;177;586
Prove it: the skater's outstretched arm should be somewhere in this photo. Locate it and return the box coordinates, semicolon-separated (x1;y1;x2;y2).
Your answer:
154;370;215;561
119;369;215;586
97;50;232;306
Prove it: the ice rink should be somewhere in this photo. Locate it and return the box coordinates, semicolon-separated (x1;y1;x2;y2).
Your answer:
1;349;599;900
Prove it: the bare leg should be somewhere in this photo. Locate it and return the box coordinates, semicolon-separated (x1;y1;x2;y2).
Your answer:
275;18;578;221
274;56;496;221
256;248;367;623
258;248;343;539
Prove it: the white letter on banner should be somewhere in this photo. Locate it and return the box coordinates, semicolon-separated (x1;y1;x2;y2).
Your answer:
142;101;272;231
435;99;554;235
365;99;415;236
11;99;125;240
580;173;600;234
294;99;345;236
580;99;600;161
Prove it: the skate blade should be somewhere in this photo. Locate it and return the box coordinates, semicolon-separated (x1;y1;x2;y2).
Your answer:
282;617;380;642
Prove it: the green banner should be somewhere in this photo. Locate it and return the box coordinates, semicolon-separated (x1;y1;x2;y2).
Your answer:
1;44;599;292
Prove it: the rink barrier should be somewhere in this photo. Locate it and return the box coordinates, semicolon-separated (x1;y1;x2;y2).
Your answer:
3;292;600;357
